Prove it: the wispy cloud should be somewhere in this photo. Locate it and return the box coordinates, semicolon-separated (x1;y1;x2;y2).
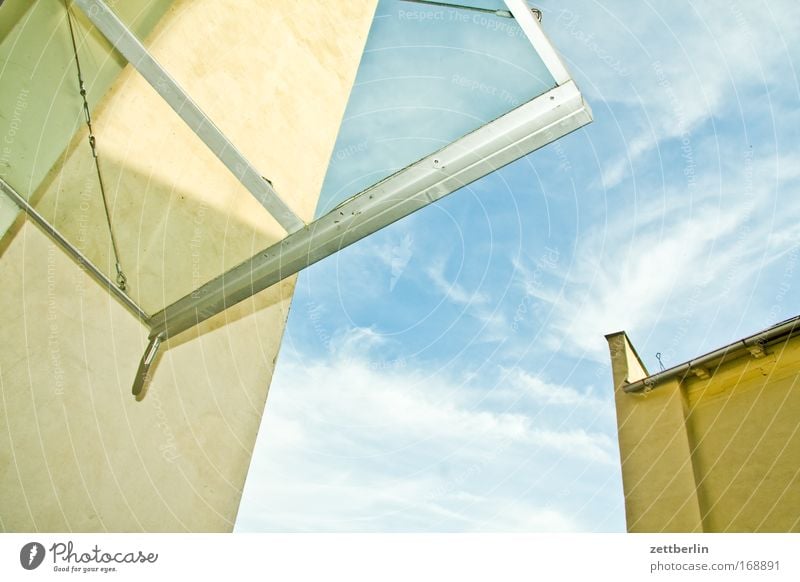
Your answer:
516;147;800;362
426;257;489;307
237;327;616;531
552;0;800;189
426;257;516;343
507;368;608;410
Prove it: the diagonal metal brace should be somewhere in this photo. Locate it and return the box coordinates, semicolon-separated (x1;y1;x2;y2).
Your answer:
72;0;305;234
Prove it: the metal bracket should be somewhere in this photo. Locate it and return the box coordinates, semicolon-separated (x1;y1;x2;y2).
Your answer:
132;334;163;400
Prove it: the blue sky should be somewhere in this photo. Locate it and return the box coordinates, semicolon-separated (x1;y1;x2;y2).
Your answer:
235;0;800;531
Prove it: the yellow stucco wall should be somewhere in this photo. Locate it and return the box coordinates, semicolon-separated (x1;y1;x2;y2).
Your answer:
684;334;800;532
607;330;800;532
606;333;703;533
0;0;377;531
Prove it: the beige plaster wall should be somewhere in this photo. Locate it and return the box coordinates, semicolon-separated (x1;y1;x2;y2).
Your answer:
0;0;377;531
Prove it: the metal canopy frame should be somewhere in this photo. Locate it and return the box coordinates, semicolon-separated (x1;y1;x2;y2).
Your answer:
148;80;591;340
4;0;593;397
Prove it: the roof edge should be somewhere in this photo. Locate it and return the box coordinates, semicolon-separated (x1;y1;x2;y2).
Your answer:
623;315;800;394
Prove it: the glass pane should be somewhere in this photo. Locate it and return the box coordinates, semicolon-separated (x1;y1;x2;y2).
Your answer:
316;0;556;216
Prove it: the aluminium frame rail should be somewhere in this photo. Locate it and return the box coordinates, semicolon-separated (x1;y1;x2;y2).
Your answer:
148;81;591;341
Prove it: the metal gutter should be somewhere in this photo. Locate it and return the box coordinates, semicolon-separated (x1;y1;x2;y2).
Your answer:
624;315;800;393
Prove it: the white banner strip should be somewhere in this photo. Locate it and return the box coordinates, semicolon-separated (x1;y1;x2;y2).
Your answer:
1;534;798;581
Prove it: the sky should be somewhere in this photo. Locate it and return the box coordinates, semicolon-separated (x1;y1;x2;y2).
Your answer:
235;0;800;532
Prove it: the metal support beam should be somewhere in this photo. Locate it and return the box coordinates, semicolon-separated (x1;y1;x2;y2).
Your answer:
147;81;592;340
0;177;149;322
72;0;305;234
505;0;571;85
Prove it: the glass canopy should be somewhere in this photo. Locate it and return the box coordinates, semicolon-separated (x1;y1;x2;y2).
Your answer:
316;0;556;215
0;0;590;357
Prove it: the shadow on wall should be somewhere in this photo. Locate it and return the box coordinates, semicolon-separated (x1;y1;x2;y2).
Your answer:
26;134;285;318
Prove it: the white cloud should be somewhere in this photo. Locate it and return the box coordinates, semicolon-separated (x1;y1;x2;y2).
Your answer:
516;146;800;362
365;231;416;292
236;327;617;531
425;257;516;343
552;0;800;188
511;253;563;305
388;233;414;291
509;368;607;410
426;257;489;307
514;201;731;360
330;325;387;359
